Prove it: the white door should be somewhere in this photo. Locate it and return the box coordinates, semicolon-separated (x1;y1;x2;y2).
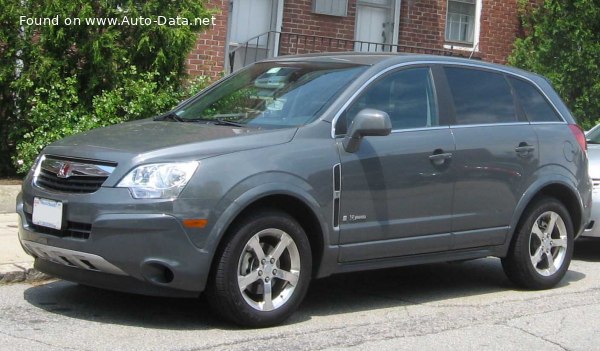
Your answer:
355;0;397;52
228;0;281;71
230;0;274;45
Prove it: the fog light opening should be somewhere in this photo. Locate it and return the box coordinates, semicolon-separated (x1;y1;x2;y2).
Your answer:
142;262;175;284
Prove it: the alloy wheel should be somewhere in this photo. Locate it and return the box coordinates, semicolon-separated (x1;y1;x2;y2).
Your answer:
529;211;568;276
237;228;301;311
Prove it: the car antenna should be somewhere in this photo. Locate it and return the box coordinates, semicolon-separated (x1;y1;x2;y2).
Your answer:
469;41;480;59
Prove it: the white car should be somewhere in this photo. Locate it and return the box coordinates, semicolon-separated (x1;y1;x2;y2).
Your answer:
583;124;600;237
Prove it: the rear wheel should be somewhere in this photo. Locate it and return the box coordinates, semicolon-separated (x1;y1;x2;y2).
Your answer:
207;210;312;327
502;197;573;289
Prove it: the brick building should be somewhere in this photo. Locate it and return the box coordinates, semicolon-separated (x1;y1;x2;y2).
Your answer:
188;0;522;79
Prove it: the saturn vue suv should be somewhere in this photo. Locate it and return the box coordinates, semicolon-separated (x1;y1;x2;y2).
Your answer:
17;53;592;327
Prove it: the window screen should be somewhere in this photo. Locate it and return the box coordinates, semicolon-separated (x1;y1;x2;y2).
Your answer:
445;67;517;125
339;68;438;133
509;77;562;122
446;0;476;43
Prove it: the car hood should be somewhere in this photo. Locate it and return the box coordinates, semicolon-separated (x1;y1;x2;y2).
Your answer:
588;144;600;180
42;119;298;185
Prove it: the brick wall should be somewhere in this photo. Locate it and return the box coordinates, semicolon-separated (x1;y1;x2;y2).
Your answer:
478;0;521;63
186;0;524;77
279;0;357;55
397;0;521;63
186;0;228;79
399;0;446;49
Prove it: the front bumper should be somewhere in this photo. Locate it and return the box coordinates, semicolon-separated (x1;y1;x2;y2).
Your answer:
17;187;213;297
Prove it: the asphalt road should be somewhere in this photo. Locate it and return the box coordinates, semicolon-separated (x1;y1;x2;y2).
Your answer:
2;240;600;351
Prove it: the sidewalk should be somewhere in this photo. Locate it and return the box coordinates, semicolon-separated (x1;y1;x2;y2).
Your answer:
0;185;50;284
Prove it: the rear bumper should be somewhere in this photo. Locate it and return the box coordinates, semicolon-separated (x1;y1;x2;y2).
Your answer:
582;195;600;238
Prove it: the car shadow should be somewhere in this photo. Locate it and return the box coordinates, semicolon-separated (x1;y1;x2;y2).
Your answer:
574;238;600;262
24;257;586;330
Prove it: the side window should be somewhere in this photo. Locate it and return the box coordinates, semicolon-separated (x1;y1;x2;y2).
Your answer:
338;68;438;134
445;67;517;125
509;77;562;122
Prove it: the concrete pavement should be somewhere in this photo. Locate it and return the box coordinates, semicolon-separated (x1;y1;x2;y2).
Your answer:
2;248;600;350
0;185;50;284
0;184;20;214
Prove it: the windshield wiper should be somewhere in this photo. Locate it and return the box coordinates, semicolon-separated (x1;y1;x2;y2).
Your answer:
154;112;185;122
214;118;245;127
158;115;249;127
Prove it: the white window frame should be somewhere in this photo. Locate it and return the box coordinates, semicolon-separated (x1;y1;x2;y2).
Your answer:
443;0;482;51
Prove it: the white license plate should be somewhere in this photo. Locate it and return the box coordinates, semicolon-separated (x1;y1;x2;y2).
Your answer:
32;197;63;230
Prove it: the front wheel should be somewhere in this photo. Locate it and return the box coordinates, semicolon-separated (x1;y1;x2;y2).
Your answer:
502;197;574;290
206;210;312;327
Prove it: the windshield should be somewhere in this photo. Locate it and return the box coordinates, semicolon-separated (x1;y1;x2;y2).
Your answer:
172;62;367;128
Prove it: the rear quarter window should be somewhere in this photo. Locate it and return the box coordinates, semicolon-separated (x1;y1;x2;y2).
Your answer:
445;67;517;125
508;77;562;122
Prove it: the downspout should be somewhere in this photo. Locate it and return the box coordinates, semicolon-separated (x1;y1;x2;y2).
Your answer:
273;0;284;57
225;0;234;74
393;0;402;52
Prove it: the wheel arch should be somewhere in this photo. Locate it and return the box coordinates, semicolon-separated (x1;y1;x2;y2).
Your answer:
502;178;584;256
206;183;332;281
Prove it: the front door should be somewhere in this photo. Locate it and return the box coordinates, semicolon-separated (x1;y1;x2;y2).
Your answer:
336;67;456;262
355;0;397;52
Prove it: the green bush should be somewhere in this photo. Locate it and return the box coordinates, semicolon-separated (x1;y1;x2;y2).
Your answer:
1;0;214;176
14;69;210;174
509;0;600;129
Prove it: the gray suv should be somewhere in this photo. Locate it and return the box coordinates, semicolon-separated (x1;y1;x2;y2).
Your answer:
17;53;592;327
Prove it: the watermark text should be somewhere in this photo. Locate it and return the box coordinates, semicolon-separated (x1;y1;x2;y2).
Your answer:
19;15;216;27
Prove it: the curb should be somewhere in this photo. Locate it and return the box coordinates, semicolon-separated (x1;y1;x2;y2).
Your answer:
0;262;52;284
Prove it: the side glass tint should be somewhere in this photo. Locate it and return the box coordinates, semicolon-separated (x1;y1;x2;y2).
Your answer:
337;68;438;134
509;77;561;122
445;67;517;125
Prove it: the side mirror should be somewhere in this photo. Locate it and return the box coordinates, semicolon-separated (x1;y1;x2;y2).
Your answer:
342;108;392;153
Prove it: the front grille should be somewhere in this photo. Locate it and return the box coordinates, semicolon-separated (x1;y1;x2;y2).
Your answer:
34;155;116;194
37;169;107;193
25;212;92;240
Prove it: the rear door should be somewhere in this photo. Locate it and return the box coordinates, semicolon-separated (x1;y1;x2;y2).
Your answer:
440;65;540;249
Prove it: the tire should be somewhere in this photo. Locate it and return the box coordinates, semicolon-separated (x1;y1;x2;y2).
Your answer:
502;196;574;290
206;209;312;327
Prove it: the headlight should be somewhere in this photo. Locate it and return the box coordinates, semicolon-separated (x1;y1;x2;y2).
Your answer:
117;162;198;199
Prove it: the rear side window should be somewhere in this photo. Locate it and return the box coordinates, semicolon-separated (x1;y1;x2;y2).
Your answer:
509;77;562;122
445;67;517;125
339;67;438;133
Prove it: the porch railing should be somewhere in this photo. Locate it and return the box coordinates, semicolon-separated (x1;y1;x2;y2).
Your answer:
228;31;462;73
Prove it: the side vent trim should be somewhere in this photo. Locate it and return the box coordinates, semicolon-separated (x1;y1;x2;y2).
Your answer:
333;163;341;229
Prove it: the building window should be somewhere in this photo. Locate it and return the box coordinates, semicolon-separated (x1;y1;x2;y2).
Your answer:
445;0;477;44
313;0;348;17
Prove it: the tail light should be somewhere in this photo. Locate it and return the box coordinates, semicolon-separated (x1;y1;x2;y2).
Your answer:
569;124;587;153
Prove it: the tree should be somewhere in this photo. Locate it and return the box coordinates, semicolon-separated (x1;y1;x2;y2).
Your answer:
509;0;600;129
0;0;212;175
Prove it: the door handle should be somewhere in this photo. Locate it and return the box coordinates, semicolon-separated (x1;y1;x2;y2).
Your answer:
429;151;452;166
515;143;535;157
